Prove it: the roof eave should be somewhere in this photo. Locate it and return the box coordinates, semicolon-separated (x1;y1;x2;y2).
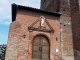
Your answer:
12;3;62;22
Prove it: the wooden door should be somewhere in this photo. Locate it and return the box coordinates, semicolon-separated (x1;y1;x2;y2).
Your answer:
32;35;49;60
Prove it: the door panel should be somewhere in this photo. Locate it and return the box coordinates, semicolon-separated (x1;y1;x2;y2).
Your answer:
42;52;48;59
33;51;39;59
34;46;39;51
32;35;49;60
42;45;49;51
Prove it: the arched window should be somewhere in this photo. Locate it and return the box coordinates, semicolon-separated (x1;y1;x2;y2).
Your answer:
32;35;50;60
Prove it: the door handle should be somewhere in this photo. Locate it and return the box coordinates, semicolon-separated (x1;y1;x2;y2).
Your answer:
39;47;42;51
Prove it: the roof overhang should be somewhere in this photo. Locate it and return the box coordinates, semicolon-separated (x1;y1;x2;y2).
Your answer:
12;3;62;22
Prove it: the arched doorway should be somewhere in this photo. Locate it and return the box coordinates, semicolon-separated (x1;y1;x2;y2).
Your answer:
32;35;50;60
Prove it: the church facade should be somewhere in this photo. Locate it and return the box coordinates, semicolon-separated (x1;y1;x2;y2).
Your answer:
5;0;80;60
5;4;62;60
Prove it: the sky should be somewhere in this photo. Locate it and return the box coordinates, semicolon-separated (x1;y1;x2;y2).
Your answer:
0;0;40;44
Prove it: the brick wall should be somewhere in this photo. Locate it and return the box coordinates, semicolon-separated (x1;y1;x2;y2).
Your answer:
70;0;80;60
40;0;74;60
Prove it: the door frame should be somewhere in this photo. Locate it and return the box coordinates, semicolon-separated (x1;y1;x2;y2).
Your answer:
32;34;50;60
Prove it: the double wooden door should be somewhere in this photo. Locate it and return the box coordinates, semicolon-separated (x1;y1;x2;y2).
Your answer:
32;35;49;60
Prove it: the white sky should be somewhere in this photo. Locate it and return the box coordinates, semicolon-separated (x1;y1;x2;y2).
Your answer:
0;0;40;25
